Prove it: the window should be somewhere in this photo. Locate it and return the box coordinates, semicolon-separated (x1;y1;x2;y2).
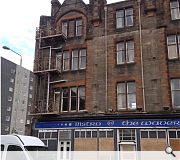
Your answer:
6;116;10;121
8;96;12;102
29;86;33;90
9;87;13;92
62;88;69;112
167;35;180;59
79;49;86;69
74;129;113;138
62;21;68;37
78;86;85;111
7;106;11;111
116;8;133;29
7;145;23;151
11;69;15;74
141;130;166;139
70;87;77;111
76;19;83;36
119;129;135;141
170;0;180;20
71;49;87;70
117;40;134;64
169;130;180;139
29;94;32;99
56;53;62;71
62;19;83;38
5;126;9;131
71;50;79;70
63;51;70;71
117;82;136;110
10;78;14;83
1;144;4;151
30;77;33;82
171;79;180;108
61;86;85;112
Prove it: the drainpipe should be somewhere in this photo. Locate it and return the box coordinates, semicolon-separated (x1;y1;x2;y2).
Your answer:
138;0;146;112
46;46;51;112
104;5;108;113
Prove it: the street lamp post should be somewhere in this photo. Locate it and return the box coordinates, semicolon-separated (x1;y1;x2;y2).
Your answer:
2;46;22;66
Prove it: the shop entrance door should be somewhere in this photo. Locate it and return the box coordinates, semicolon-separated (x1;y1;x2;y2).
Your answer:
59;141;71;160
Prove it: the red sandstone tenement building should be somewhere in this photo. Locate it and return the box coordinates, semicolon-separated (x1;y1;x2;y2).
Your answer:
31;0;180;152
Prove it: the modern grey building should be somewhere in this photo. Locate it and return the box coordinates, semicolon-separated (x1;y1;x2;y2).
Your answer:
1;57;34;135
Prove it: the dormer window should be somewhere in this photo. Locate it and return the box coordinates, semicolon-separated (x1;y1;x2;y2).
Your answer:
62;19;83;38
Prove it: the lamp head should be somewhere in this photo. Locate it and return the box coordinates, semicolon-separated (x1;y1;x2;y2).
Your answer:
2;46;10;50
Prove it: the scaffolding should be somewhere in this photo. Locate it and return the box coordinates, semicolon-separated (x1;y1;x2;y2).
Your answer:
31;26;66;115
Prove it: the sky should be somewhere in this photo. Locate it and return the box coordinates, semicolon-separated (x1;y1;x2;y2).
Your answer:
0;0;121;71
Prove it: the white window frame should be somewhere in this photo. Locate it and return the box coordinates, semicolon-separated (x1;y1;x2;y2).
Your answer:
171;79;180;108
170;0;180;20
117;40;134;64
117;82;136;110
76;19;83;37
79;49;86;69
5;116;10;121
8;87;13;92
167;35;179;59
8;96;12;102
116;8;133;29
71;50;79;71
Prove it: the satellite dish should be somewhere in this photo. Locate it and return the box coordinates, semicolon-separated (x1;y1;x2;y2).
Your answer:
165;146;176;157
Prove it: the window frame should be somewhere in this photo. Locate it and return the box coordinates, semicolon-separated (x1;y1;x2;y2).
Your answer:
61;86;85;112
117;81;136;111
117;40;135;64
170;0;180;20
116;8;134;29
61;18;83;38
170;79;180;108
167;34;180;59
63;51;70;71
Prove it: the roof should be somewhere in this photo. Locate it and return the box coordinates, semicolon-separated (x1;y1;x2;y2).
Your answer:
1;134;45;147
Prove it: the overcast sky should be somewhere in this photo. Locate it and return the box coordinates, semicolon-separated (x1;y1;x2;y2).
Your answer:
0;0;122;71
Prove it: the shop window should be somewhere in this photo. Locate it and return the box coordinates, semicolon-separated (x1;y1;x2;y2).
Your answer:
116;8;133;29
149;131;157;138
169;130;180;139
171;79;180;108
167;35;180;59
99;130;106;138
170;0;180;20
119;129;136;141
117;40;134;64
141;130;166;139
117;81;136;110
92;131;98;138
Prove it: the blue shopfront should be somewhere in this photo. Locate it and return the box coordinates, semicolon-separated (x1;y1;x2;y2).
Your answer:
33;119;180;151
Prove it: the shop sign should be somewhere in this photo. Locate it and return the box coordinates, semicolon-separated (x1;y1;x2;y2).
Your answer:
35;119;180;129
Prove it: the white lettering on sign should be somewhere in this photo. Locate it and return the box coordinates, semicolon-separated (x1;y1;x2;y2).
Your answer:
75;121;102;127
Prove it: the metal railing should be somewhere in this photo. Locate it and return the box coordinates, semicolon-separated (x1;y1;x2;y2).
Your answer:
34;56;61;72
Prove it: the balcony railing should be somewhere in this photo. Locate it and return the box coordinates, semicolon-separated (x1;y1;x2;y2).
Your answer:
31;99;59;114
34;56;61;73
